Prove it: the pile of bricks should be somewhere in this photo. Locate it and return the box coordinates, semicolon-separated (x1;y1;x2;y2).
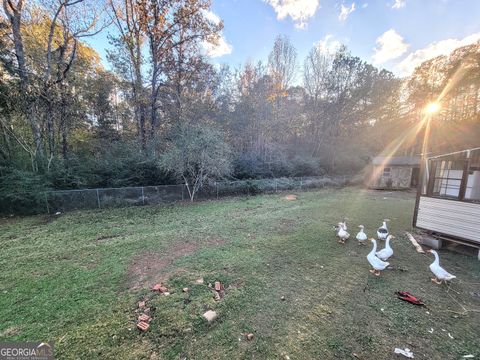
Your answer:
152;283;169;295
136;283;170;332
135;279;229;332
136;300;152;332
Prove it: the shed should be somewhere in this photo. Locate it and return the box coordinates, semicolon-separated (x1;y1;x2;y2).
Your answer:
366;156;420;189
413;147;480;250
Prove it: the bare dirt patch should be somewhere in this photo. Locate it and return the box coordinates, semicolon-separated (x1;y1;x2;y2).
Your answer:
0;326;21;338
126;237;225;290
274;218;298;235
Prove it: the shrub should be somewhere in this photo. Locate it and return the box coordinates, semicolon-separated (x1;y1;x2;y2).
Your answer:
0;167;51;214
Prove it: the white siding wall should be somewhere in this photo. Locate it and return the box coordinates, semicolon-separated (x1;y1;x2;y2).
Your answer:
417;196;480;243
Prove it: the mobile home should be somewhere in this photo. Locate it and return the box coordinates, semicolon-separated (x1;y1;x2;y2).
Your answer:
413;147;480;249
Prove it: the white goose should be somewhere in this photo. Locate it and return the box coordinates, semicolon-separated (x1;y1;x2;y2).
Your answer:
428;250;456;284
377;219;390;240
375;235;395;260
356;225;368;245
367;238;390;276
336;222;350;244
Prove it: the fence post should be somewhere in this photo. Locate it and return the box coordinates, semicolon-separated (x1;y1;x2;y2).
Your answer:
181;185;184;201
141;187;145;205
274;178;277;193
45;192;50;214
215;181;218;199
300;178;303;190
96;189;101;209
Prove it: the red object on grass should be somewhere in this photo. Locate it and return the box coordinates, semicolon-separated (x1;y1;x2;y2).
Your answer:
137;321;150;332
395;291;425;306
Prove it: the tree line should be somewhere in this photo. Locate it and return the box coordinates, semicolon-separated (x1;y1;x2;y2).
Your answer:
1;0;479;211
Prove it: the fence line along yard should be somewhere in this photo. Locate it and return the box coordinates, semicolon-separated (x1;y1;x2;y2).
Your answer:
43;176;350;214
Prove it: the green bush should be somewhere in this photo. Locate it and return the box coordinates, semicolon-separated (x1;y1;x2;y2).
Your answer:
0;167;51;214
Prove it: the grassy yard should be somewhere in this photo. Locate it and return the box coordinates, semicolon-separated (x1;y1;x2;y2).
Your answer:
1;187;479;359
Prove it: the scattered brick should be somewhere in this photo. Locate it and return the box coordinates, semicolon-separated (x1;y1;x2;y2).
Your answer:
214;281;222;291
182;287;189;293
138;314;151;323
195;278;204;284
152;284;162;291
138;301;146;308
246;333;254;341
137;321;150;332
213;291;221;301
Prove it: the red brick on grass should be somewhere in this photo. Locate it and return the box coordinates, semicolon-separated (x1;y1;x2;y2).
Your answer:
137;321;150;332
152;283;168;292
138;314;151;323
214;281;221;291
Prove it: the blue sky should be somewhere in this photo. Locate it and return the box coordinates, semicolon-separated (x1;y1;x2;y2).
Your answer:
87;0;480;78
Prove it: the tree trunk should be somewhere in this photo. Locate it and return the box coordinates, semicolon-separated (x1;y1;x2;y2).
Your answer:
60;85;69;160
149;59;158;144
4;0;44;165
45;92;55;159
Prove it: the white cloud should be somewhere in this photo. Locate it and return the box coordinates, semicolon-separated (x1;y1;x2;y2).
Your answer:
202;36;233;58
392;0;405;9
395;33;480;75
264;0;320;29
338;2;356;22
362;3;368;8
372;29;409;65
201;10;233;58
315;34;341;53
203;9;222;25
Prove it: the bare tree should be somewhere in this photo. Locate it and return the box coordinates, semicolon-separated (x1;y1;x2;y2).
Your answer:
2;0;108;168
268;35;297;92
108;0;222;149
3;0;43;168
303;46;332;104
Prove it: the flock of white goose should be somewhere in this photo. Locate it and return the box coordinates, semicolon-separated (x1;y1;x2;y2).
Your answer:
334;219;457;284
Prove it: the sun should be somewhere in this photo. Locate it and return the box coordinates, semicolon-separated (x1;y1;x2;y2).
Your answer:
425;102;441;114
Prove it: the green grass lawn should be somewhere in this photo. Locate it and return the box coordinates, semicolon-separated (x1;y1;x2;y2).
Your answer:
1;187;479;359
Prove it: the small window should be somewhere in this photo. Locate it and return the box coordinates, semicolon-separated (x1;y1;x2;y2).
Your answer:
383;167;391;177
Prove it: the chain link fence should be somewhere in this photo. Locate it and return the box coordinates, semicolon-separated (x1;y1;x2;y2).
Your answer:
42;176;350;214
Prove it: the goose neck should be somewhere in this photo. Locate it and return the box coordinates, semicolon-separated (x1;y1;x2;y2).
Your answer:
369;240;377;255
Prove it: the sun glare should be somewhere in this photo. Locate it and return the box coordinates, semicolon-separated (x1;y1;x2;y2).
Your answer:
425;102;441;114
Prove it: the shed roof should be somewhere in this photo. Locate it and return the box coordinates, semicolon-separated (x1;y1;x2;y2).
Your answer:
427;147;480;160
372;156;420;166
